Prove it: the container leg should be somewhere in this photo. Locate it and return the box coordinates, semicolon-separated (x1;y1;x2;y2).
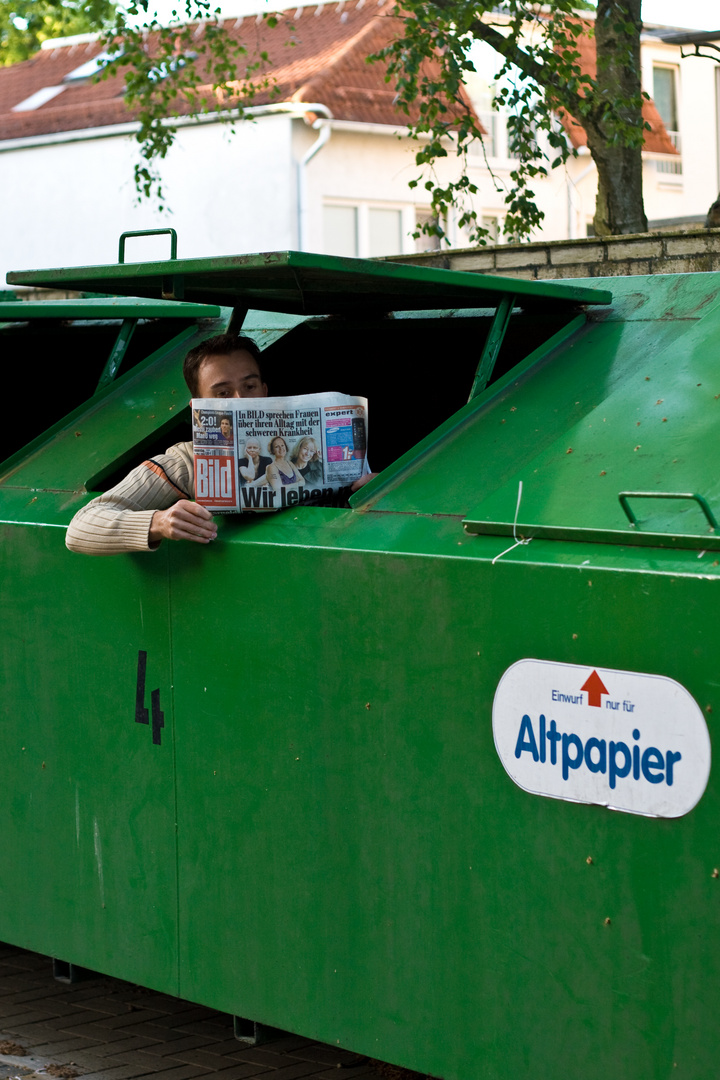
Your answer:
52;959;81;984
233;1017;284;1045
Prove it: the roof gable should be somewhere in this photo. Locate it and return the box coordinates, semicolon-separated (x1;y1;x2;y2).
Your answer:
0;1;479;140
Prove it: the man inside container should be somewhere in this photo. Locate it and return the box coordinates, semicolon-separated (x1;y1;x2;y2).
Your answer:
66;333;372;555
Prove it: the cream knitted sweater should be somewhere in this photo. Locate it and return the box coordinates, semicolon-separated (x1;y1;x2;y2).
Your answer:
66;442;195;555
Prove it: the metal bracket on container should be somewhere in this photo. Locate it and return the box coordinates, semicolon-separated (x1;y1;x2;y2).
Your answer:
619;491;719;532
118;229;178;264
96;317;138;393
468;293;515;402
118;229;184;300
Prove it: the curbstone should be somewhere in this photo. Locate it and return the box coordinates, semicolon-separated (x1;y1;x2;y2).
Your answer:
496;248;549;269
606;240;663;260
550;244;605;265
449;252;495;271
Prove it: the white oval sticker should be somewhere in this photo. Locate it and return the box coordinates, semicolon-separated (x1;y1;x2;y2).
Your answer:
493;660;711;818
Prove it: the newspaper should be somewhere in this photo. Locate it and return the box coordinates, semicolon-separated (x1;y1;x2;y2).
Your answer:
192;392;368;513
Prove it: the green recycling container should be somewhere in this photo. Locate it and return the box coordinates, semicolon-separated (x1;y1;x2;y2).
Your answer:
3;248;720;1080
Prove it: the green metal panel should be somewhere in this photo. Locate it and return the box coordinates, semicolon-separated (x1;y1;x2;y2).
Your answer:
356;273;720;519
461;292;720;550
0;523;178;993
0;312;232;489
7;250;611;313
163;509;720;1080
5;257;720;1080
0;297;221;319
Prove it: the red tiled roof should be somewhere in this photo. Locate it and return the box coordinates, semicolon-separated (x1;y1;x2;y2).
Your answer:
0;1;481;140
557;23;678;155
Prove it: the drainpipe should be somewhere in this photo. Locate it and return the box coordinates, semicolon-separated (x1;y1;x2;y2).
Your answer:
295;106;333;251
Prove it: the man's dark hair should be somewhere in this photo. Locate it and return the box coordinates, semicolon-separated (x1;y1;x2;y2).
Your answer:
183;333;263;397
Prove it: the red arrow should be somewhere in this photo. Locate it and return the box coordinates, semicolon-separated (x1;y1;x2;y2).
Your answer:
581;669;609;708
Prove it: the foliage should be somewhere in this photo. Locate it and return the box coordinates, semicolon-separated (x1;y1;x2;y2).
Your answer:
0;0;115;65
374;0;649;243
4;0;648;237
97;0;279;207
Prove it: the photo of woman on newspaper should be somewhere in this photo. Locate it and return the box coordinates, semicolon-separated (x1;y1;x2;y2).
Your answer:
266;436;305;490
238;438;272;486
290;436;323;487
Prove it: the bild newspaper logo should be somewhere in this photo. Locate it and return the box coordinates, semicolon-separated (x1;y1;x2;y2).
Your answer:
492;659;711;818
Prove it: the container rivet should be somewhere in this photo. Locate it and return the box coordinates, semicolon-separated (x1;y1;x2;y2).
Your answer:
586;856;593;865
572;633;578;640
365;703;371;710
600;470;606;476
712;869;719;878
566;448;573;454
604;917;611;926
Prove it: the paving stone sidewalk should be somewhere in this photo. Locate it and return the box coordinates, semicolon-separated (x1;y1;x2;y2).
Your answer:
0;946;387;1080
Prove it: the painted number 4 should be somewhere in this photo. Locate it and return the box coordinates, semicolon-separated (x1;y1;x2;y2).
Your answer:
135;650;165;746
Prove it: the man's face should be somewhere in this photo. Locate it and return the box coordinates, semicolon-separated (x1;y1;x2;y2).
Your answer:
220;418;232;437
245;439;261;457
196;350;267;399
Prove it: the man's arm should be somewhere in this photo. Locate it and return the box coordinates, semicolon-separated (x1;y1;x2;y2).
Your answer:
66;442;216;555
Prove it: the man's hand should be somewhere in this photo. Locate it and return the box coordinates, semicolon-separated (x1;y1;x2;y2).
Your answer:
149;500;217;545
351;473;377;493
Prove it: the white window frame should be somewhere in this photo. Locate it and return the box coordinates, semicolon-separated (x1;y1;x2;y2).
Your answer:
652;63;681;152
323;201;417;258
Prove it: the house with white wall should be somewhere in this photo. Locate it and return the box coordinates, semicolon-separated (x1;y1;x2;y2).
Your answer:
0;4;718;284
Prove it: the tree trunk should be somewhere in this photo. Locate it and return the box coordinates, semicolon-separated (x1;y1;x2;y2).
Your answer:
589;140;647;235
706;195;720;227
587;0;648;235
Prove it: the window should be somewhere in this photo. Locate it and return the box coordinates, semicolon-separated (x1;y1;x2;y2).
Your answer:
463;72;497;157
323;203;410;258
368;208;403;258
653;65;680;150
324;205;358;257
63;50;123;83
481;216;499;243
414;210;442;253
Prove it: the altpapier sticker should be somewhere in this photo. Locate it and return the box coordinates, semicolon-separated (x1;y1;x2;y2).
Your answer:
493;659;711;818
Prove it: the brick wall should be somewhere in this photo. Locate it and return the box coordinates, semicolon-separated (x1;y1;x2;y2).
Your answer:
386;228;720;280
